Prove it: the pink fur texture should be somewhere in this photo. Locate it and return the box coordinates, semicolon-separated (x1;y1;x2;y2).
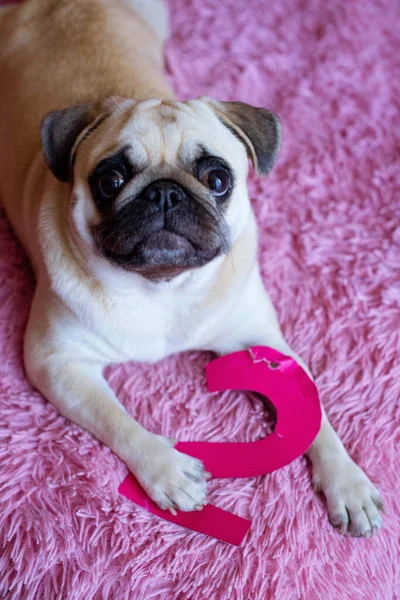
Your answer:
1;0;400;598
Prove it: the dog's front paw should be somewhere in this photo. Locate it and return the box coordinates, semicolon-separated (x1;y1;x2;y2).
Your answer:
130;433;208;514
313;456;384;537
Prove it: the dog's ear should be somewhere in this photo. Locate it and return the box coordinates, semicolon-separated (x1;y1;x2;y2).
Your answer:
201;98;282;176
40;103;102;182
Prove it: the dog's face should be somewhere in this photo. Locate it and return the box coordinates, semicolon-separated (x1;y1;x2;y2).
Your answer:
41;98;281;280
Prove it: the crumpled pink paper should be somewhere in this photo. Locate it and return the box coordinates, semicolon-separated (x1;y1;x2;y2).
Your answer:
119;347;322;545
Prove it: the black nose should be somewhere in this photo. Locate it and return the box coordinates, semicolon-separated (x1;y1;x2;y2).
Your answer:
143;180;185;212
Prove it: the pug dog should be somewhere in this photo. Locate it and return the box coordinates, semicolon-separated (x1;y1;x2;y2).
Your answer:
0;0;384;536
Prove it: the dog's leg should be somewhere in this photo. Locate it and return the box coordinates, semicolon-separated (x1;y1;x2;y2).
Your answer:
306;408;384;537
266;341;383;537
211;268;384;537
24;303;207;513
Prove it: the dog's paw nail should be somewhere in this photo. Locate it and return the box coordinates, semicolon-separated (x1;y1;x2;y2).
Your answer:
338;524;347;535
376;499;386;513
195;504;203;511
329;515;348;535
169;506;178;516
204;471;212;479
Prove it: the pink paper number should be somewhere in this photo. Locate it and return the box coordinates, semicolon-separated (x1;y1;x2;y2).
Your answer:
118;346;322;545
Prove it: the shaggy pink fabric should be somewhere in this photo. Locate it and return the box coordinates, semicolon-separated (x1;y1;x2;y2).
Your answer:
1;0;399;598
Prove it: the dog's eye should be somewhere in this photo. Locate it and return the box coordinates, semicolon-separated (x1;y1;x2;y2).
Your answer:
97;170;125;198
202;168;231;197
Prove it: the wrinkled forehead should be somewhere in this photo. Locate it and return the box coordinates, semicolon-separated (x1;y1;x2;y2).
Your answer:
84;99;245;173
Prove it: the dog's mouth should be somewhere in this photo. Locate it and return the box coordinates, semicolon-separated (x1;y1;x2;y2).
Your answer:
136;229;195;255
100;226;225;279
105;228;201;263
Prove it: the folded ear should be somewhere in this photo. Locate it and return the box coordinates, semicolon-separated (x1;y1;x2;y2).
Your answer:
40;102;103;182
201;98;282;176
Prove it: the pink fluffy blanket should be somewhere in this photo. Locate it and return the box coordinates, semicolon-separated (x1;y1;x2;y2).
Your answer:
0;0;399;598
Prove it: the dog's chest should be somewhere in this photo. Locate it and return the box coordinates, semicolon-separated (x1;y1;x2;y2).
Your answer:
90;282;214;364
